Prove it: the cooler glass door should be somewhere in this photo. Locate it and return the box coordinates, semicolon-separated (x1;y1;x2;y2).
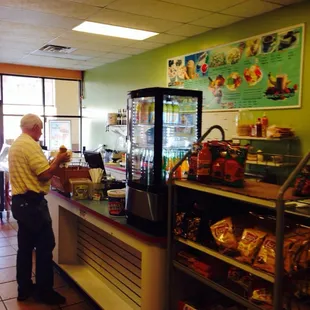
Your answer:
130;96;155;187
162;95;199;182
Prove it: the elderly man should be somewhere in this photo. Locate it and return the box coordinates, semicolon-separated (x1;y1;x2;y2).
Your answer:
8;114;70;305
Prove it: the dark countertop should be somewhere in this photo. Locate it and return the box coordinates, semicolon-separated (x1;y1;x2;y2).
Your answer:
49;190;167;246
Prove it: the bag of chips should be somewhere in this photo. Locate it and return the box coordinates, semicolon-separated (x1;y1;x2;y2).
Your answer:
236;228;267;264
224;145;248;188
293;166;310;196
210;217;238;254
253;235;276;274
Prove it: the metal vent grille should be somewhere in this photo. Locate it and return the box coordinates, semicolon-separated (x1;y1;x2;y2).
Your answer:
39;44;76;54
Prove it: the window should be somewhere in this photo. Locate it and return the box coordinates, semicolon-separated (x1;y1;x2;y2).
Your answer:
1;75;81;151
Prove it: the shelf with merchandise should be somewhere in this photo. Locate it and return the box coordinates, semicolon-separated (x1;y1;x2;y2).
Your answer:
232;135;298;141
167;126;310;310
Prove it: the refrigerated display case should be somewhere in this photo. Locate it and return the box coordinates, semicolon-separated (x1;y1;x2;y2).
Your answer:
126;87;202;235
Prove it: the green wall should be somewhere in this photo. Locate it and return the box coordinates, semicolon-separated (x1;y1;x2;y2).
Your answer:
83;1;310;153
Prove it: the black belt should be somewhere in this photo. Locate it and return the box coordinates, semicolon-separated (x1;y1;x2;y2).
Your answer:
13;190;45;202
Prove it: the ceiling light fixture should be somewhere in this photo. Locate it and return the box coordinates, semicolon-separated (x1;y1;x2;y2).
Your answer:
73;21;158;40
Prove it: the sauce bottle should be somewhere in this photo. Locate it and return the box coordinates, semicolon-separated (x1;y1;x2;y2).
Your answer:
197;142;212;184
188;143;200;181
255;118;262;137
261;113;269;138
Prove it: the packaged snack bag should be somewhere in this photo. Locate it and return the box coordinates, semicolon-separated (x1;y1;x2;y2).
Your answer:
210;217;238;253
253;235;276;274
293;166;310;196
237;228;267;264
209;141;228;183
224;144;248;188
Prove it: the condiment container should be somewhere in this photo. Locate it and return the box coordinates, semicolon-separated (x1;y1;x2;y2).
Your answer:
235;109;254;136
69;178;92;200
107;189;126;216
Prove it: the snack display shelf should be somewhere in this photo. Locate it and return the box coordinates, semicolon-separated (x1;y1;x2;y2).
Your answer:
175;237;274;283
232;135;297;141
173;261;263;310
174;179;298;209
167;126;310;310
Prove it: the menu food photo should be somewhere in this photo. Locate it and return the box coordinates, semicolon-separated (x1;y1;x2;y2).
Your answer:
167;24;304;111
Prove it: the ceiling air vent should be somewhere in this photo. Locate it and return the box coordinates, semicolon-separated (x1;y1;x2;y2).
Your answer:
39;44;76;54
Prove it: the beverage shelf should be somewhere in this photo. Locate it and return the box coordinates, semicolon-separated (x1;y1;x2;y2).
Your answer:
173;261;263;310
175;237;274;283
246;160;296;167
232;135;297;141
174;179;299;209
134;123;194;128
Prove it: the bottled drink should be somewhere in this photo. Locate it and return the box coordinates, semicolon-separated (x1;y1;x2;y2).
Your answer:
140;101;149;124
188;143;200;181
174;151;182;179
262;113;268;138
167;101;173;124
163;100;168;124
255;118;262;137
181;151;189;178
149;101;155;125
117;109;121;125
172;101;180;124
147;150;154;186
140;149;147;184
197;142;212;184
122;109;127;125
136;101;141;124
162;150;168;182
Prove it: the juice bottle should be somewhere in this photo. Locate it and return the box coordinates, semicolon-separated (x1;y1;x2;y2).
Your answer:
163;100;168;124
140;101;149;124
173;101;180;124
149;101;155;125
261;113;269;138
181;153;189;179
188;143;200;181
167;101;173;124
174;151;182;179
136;101;141;124
197;142;212;184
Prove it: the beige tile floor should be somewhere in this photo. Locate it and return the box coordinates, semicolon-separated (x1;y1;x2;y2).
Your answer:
0;215;96;310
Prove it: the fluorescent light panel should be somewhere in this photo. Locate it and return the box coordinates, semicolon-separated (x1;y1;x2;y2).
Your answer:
73;21;158;40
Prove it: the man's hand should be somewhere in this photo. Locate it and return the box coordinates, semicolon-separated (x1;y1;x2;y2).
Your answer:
55;152;71;164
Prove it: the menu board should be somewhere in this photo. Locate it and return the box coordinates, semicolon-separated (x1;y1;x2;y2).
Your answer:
167;24;304;111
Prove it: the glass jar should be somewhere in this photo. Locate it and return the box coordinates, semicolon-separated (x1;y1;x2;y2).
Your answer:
235;109;254;136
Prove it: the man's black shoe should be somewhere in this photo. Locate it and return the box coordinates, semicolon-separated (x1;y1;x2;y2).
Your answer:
17;283;35;301
35;290;66;305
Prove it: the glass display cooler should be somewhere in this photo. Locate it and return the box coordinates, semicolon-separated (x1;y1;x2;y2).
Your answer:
126;87;202;235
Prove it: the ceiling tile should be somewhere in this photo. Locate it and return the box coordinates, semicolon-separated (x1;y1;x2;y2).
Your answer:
59;30;135;47
191;13;243;28
0;6;82;29
0;40;42;54
146;33;187;44
71;49;105;57
0;48;27;60
21;54;80;66
158;0;246;12
166;24;211;36
89;8;183;32
87;56;117;64
222;0;282;17
106;0;210;23
0;20;65;41
48;37;118;53
264;0;303;4
63;0;115;7
0;0;100;19
114;47;147;55
101;53;132;60
128;41;165;50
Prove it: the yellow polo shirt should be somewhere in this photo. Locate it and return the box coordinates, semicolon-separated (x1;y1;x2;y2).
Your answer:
8;133;50;195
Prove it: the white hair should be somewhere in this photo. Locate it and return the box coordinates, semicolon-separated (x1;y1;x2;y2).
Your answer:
20;114;42;130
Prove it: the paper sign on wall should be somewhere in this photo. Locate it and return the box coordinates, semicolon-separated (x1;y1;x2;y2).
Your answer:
167;24;304;111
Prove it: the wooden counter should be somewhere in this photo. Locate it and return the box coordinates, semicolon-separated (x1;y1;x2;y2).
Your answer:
47;191;167;310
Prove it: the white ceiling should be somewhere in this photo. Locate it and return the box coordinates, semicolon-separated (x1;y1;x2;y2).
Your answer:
0;0;305;71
